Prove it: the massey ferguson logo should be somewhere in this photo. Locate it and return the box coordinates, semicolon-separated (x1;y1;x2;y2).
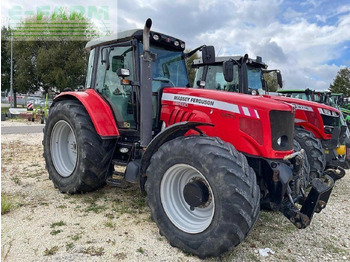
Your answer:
173;95;215;106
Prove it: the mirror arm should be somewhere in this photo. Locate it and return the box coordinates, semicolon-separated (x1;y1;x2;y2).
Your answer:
183;45;205;59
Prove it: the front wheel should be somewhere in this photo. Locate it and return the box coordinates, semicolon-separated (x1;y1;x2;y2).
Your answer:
146;136;260;258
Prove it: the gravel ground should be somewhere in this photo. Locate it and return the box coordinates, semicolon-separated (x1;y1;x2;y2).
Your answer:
1;127;350;261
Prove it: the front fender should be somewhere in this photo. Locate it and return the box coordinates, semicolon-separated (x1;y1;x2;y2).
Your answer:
140;121;214;174
54;89;119;138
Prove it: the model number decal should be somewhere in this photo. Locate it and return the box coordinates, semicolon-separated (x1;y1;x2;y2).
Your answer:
292;103;313;112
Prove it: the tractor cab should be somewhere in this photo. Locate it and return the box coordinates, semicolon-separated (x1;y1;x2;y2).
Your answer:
192;55;271;95
85;30;188;134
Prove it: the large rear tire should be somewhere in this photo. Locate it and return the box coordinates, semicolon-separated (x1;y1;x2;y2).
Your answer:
294;127;326;180
43;100;115;193
146;136;260;258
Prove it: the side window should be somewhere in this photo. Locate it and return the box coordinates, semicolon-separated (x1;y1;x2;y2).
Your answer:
206;65;239;92
95;45;136;129
96;46;134;96
85;49;95;88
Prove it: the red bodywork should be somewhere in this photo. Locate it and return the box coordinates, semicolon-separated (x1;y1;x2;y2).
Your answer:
160;88;294;159
269;95;340;140
55;89;119;137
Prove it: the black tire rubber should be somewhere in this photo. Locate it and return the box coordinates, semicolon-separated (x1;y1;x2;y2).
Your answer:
145;136;260;258
43;100;115;193
294;127;326;180
292;139;310;196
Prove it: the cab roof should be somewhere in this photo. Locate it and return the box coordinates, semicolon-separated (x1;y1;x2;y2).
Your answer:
85;29;185;51
192;56;267;69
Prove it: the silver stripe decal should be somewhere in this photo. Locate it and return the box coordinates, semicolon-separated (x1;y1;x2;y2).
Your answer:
162;93;240;114
254;110;260;119
242;107;250;116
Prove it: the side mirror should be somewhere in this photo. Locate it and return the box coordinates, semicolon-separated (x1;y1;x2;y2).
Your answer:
112;55;124;72
202;46;215;64
223;60;234;82
276;70;283;88
196;80;206;88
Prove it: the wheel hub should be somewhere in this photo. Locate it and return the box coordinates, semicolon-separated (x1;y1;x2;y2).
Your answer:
183;180;209;208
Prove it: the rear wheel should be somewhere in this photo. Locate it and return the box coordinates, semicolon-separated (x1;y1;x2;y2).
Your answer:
146;136;260;258
294;127;326;180
43;100;115;193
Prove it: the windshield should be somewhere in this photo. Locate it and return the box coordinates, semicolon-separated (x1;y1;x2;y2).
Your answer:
194;64;239;92
139;44;189;91
247;66;263;90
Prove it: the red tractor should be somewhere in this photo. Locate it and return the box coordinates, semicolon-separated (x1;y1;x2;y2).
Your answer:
43;19;334;258
192;55;347;181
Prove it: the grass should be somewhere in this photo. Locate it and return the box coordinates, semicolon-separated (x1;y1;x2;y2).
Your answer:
50;220;66;228
44;246;59;256
70;233;82;241
104;220;115;229
1;195;13;214
80;246;105;256
50;230;62;235
66;242;74;251
136;247;145;254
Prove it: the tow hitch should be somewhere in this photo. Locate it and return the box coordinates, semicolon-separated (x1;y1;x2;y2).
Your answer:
324;166;346;181
281;175;334;229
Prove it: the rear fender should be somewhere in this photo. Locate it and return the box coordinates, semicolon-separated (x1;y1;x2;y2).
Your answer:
53;89;119;138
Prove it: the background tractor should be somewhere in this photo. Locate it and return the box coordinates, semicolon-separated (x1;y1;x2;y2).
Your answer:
43;19;334;258
192;55;348;179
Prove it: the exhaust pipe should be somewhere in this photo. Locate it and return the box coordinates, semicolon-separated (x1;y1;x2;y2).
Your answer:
140;18;154;147
143;18;152;52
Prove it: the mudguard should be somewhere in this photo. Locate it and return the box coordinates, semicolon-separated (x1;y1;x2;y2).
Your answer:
140;121;214;175
53;89;119;138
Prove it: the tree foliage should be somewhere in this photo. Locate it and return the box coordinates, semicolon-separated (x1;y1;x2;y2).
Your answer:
185;49;200;87
2;10;97;106
329;67;350;96
263;71;280;92
1;27;11;92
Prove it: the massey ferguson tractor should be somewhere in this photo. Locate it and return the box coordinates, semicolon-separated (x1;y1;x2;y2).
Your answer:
43;19;334;258
192;55;348;180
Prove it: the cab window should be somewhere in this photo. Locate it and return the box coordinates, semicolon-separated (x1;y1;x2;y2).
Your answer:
95;45;136;129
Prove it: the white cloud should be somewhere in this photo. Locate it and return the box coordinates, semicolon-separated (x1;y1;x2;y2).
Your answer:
2;0;349;90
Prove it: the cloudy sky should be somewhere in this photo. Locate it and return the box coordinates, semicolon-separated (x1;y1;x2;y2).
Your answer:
2;0;350;90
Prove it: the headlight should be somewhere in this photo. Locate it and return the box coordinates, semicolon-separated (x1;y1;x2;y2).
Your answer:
276;135;288;147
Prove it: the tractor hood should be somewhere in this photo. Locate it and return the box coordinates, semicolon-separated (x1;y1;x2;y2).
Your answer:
270;95;340;116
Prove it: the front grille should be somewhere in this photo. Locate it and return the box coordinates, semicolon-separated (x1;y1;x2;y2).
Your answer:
270;110;294;151
321;115;339;127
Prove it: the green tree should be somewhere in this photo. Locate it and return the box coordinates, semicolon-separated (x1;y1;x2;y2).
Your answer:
1;27;11;93
263;71;280;92
329;67;350;96
185;49;200;87
6;10;97;106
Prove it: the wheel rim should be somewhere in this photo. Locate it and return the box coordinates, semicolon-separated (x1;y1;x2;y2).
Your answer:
160;164;215;234
50;120;77;177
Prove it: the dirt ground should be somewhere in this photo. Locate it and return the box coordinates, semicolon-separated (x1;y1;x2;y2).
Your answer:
1;121;350;261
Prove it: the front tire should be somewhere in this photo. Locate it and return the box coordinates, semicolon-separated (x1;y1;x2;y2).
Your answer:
146;136;260;258
43;100;115;193
294;127;326;180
